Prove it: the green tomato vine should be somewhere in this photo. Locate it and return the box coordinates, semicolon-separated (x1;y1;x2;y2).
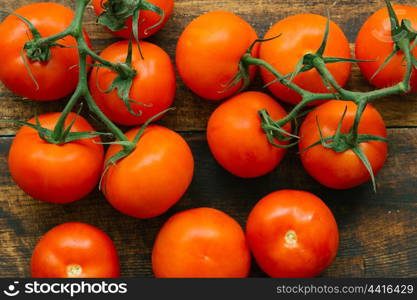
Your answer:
2;0;416;191
240;0;416;190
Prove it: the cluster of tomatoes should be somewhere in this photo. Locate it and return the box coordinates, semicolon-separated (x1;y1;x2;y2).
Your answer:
0;0;416;278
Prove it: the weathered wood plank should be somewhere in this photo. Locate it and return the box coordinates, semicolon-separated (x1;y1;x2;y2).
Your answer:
0;0;416;135
0;128;416;277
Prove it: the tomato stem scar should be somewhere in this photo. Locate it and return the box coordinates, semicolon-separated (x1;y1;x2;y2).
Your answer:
67;264;83;277
285;230;298;246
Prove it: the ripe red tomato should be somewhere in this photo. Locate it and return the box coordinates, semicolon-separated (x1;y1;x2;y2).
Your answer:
259;14;352;105
152;207;251;278
207;91;290;178
89;40;176;126
176;11;258;100
299;100;387;189
8;113;104;204
355;4;417;92
31;222;120;278
102;125;194;218
93;0;174;39
0;2;91;101
246;190;339;278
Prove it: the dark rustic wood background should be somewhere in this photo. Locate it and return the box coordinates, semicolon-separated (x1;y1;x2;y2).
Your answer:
0;0;416;278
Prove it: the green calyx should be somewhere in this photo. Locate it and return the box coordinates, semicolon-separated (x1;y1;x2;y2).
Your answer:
103;66;146;117
238;1;414;191
99;107;174;191
3;0;165;182
111;38;138;81
299;106;387;191
310;107;387;153
2;0;412;194
0;11;55;62
94;39;151;117
385;0;416;41
23;40;53;62
97;0;165;34
258;109;300;149
97;0;165;59
261;14;370;90
221;35;283;95
220;60;251;94
371;1;417;81
8;113;111;145
286;14;371;88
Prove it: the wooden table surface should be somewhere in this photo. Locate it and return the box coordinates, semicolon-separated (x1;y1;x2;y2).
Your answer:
0;0;416;278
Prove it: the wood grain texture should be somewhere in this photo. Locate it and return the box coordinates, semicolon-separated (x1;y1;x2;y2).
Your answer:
0;0;416;135
0;128;416;277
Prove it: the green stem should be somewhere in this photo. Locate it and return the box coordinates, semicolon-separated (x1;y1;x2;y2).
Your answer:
38;27;73;45
359;83;407;103
310;57;406;104
70;0;91;37
358;39;413;103
349;100;366;142
49;0;89;142
244;35;415;128
357;39;413;103
242;54;333;100
35;0;89;45
312;57;357;101
398;38;414;92
275;97;321;126
83;46;117;69
80;38;132;78
47;0;130;145
10;0;416;186
51;83;83;141
84;91;129;142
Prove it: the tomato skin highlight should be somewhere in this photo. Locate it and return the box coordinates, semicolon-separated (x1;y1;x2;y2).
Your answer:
355;5;417;92
8;113;104;204
102;125;194;219
152;207;251;278
31;222;120;278
92;0;174;39
207;91;290;178
246;190;339;278
259;14;352;105
176;11;258;101
89;40;176;126
0;2;92;101
299;100;387;189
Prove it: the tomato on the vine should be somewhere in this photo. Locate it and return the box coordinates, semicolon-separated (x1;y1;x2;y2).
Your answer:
259;14;351;105
102;125;194;219
8;112;104;204
93;0;174;39
152;207;251;278
246;190;339;278
89;40;175;126
0;2;91;101
207;91;290;178
299;100;387;189
31;222;120;278
176;11;258;100
355;4;417;91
